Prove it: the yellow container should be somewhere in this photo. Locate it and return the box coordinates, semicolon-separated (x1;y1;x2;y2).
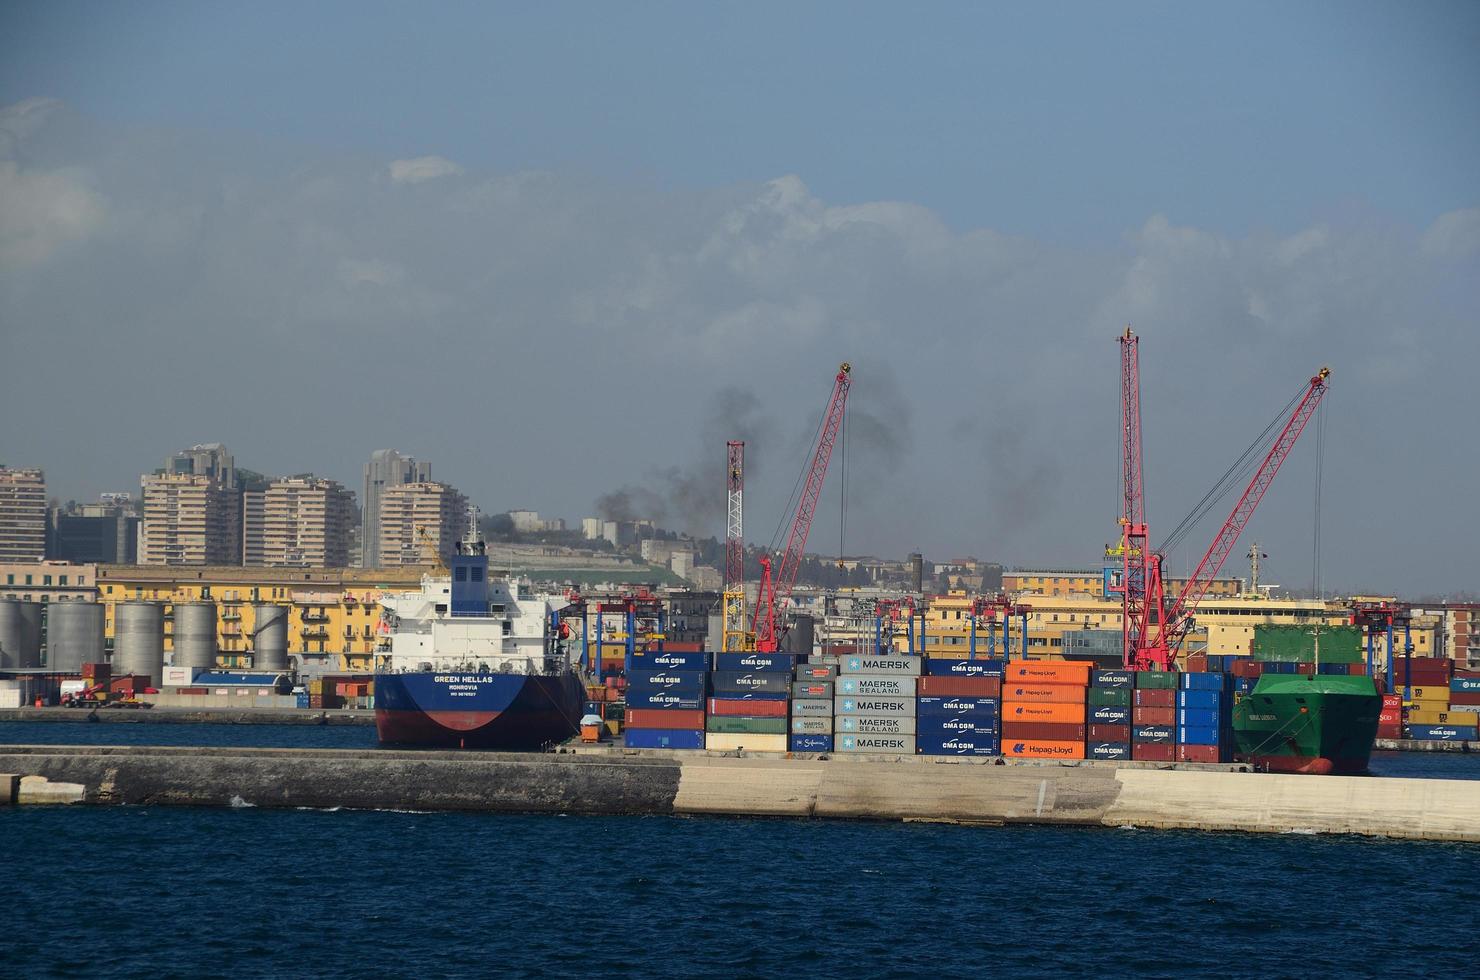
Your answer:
1407;709;1480;727
703;732;788;753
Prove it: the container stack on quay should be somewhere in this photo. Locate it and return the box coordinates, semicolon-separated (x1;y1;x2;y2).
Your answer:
1001;660;1091;760
1086;669;1134;761
706;651;793;752
1394;657;1479;742
835;654;921;755
789;660;837;752
1132;671;1177;762
916;657;1004;757
1176;671;1233;763
621;648;708;751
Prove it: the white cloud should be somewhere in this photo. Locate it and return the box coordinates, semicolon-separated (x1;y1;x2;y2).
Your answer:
0;160;107;266
388;155;464;184
1421;207;1480;258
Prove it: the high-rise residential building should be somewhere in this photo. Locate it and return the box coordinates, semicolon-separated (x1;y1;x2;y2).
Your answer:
166;443;235;490
362;450;432;568
0;467;48;562
243;477;355;567
139;473;242;565
376;482;468;567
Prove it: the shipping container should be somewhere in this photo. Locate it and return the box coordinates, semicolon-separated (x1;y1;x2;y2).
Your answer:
1005;661;1092;686
1452;677;1480;693
1089;705;1131;725
629;649;709;672
1088;687;1133;708
1132;706;1176;726
1252;624;1362;663
626;689;705;710
1176;744;1224;764
707;697;788;717
834;695;915;716
917;716;999;736
712;652;796;673
1176;725;1221;745
1132;724;1174;743
1406;709;1479;726
1175;689;1224;710
1450;691;1480;706
789;734;833;752
1002;701;1086;724
790;717;833;734
917;696;1000;719
1002;739;1085;760
1088;723;1131;742
1087;741;1131;760
1002;721;1086;741
709;671;790;697
706;715;788;735
1176;708;1223;729
1001;684;1087;704
1092;669;1135;688
917;734;999;756
923;657;1006;677
1179;672;1228;691
796;664;838;680
792;681;833;699
627;671;707;697
1405;725;1478;742
623;728;705;750
835;734;916;754
705;732;789;752
1134;671;1177;690
1133;689;1175;708
1131;742;1176;762
836;714;916;735
791;697;833;717
626;708;705;730
836;675;917;698
916;676;1001;697
840;654;923;675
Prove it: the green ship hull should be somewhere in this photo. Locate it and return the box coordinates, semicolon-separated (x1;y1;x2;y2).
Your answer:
1232;674;1382;775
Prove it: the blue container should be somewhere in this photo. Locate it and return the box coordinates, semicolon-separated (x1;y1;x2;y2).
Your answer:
1176;725;1221;745
924;658;1006;677
625;689;704;710
1179;672;1227;691
1317;663;1350;675
1087;741;1131;760
917;734;1000;756
1234;676;1257;692
1175;689;1223;710
917;716;1000;736
1092;669;1134;688
295;693;310;708
1132;725;1174;744
709;671;790;696
622;728;706;750
917;696;1000;719
712;652;796;673
1406;725;1479;742
629;649;709;672
1089;705;1131;725
627;671;706;697
789;734;834;753
1176;707;1222;729
1453;677;1480;693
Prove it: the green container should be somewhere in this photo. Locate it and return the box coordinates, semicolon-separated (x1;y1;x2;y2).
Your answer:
1135;670;1178;690
1088;687;1132;707
1252;624;1362;664
705;715;787;735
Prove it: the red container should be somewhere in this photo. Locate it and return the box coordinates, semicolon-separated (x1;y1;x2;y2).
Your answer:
1133;689;1174;708
1230;658;1263;678
1133;706;1175;725
706;698;787;717
1176;744;1223;764
1089;723;1131;742
1295;663;1316;676
1376;724;1402;739
1377;709;1402;726
626;708;705;729
1131;743;1176;762
1450;691;1480;706
1183;654;1208;674
917;676;1001;697
663;642;702;652
1002;721;1086;741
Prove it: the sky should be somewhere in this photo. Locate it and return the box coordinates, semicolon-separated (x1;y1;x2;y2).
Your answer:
1;1;1477;596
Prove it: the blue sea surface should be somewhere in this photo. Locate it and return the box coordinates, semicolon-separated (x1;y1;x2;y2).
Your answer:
3;807;1477;979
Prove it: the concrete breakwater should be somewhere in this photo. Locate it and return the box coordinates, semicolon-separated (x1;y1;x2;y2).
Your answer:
3;745;1479;842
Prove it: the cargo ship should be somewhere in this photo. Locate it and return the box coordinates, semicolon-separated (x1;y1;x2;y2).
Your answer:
373;541;585;750
1231;674;1382;774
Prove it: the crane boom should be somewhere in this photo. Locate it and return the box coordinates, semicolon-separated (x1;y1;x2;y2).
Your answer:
721;440;748;651
1145;367;1331;663
1113;328;1162;668
754;362;852;652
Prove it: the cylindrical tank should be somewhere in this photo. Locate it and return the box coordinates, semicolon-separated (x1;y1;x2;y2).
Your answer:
784;614;816;659
0;599;44;669
909;553;924;594
251;604;289;671
45;602;106;672
172;601;218;672
114;601;165;684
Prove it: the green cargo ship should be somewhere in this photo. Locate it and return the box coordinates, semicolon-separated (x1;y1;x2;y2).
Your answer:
1232;674;1382;775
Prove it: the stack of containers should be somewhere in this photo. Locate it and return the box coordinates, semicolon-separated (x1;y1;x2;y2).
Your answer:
1396;657;1477;741
1376;693;1403;741
916;657;1004;757
1001;660;1090;760
1086;668;1134;761
707;651;793;752
789;661;837;752
834;653;921;755
1175;670;1233;762
622;648;709;750
1131;670;1177;761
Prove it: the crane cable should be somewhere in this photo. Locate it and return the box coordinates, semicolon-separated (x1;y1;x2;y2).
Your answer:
839;398;848;571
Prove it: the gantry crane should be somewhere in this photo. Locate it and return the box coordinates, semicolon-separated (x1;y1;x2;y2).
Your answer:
721;440;750;651
1111;328;1330;670
753;362;852;653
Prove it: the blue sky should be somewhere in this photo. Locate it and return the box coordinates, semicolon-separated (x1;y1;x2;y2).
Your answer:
1;2;1477;594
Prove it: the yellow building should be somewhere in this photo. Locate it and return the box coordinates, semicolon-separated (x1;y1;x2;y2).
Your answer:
1003;569;1243;600
95;564;430;672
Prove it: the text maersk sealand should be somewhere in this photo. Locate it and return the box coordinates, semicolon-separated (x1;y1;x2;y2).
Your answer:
373;541;585;750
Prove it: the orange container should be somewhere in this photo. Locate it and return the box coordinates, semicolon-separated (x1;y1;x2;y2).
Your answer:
1005;661;1093;686
1002;684;1087;704
1002;739;1086;760
1002;701;1086;724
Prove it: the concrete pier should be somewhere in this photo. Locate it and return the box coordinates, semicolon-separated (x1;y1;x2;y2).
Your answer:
0;707;374;726
2;745;1478;841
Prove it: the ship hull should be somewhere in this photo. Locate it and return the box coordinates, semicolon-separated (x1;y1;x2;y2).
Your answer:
1232;675;1381;775
375;671;585;750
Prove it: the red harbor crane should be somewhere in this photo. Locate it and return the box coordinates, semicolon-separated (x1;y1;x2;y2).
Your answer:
753;362;852;653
